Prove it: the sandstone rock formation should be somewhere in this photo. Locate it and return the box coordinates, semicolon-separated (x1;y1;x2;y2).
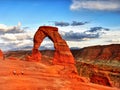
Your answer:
27;26;75;64
0;49;4;60
72;44;120;88
0;58;118;90
4;44;120;89
72;44;120;61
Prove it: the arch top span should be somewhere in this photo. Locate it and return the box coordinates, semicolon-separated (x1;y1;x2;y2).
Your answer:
27;26;75;65
39;26;58;31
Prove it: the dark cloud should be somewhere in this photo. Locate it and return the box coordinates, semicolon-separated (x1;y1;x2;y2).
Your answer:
54;21;88;27
61;26;109;41
86;27;109;34
71;21;88;26
61;31;99;41
55;21;70;27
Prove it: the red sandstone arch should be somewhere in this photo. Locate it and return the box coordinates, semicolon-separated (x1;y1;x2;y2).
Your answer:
27;26;75;64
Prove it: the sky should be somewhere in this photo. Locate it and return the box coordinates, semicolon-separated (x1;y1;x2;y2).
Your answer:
0;0;120;51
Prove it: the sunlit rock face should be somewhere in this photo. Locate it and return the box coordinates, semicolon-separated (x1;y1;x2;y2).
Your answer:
73;44;120;88
0;49;3;60
73;44;120;61
27;26;75;64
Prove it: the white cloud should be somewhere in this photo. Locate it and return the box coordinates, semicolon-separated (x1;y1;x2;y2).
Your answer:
0;22;35;51
70;0;120;11
1;34;17;41
0;32;34;41
0;22;120;51
0;22;23;34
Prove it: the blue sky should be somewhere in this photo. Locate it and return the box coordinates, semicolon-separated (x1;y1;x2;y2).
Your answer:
0;0;120;28
0;0;120;51
0;0;72;27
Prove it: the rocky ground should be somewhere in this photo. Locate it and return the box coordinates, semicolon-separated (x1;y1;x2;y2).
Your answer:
72;44;120;88
0;58;119;90
0;44;120;90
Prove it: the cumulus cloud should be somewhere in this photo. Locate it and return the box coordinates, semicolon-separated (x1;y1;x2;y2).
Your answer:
0;32;33;41
0;22;119;51
0;40;33;51
0;22;24;34
0;22;35;51
0;32;34;51
61;31;99;41
70;0;120;11
60;26;109;41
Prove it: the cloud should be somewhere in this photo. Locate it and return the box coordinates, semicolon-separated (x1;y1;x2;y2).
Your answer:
70;0;120;11
55;21;70;27
0;40;33;51
60;26;110;41
61;31;99;41
0;22;24;34
0;22;56;51
55;21;88;27
0;32;33;41
107;39;120;43
71;21;88;26
0;22;35;51
0;22;119;51
85;27;109;34
0;32;34;51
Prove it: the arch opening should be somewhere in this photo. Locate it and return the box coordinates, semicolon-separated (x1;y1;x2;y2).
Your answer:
39;37;55;62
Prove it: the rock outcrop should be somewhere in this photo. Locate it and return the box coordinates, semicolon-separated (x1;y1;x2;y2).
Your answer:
27;26;75;65
0;58;117;90
0;49;4;60
72;44;120;61
4;44;120;89
72;44;120;88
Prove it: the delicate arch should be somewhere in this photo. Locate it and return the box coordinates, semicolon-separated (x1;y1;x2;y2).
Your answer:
29;26;75;64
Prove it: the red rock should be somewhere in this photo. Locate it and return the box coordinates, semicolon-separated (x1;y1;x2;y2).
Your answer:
27;26;75;64
90;73;112;87
0;59;118;90
73;44;120;88
0;49;4;60
8;57;18;60
73;44;120;61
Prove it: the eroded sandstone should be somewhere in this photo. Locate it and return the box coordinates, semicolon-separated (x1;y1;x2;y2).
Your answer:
27;26;75;64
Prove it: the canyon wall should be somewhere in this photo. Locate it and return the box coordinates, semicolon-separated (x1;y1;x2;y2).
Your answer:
72;44;120;88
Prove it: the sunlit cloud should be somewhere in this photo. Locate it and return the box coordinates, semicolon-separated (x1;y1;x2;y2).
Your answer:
70;0;120;11
0;22;24;34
